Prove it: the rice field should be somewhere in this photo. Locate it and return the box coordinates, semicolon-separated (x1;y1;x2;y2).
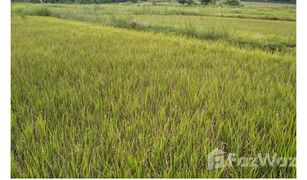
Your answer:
12;3;296;51
11;2;296;178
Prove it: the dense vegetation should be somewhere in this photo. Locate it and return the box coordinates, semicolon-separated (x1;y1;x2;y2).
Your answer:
11;0;295;4
11;2;296;178
12;3;296;51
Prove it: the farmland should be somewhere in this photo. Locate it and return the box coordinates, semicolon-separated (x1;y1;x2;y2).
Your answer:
11;1;296;178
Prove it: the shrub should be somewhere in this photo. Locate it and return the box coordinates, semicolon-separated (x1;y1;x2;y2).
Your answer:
12;5;51;17
223;0;241;6
181;21;197;37
177;0;187;4
32;7;51;16
200;0;211;5
109;16;148;30
187;0;196;5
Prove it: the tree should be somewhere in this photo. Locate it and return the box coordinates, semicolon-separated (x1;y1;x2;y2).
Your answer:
187;0;195;5
177;0;187;4
223;0;240;6
200;0;211;5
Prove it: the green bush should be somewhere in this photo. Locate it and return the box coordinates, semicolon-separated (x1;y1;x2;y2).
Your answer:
199;0;241;6
12;5;51;16
200;0;210;5
32;7;51;16
223;0;241;6
177;0;187;4
186;0;195;5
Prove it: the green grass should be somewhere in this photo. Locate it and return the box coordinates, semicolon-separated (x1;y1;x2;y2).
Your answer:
11;15;296;178
11;3;296;52
12;2;296;21
242;1;296;8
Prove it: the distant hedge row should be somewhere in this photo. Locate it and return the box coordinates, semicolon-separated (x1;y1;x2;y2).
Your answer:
241;0;295;3
11;0;296;3
12;0;140;3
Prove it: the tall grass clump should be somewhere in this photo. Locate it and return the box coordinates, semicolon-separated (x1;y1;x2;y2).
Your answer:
12;4;51;16
180;21;230;40
108;15;148;30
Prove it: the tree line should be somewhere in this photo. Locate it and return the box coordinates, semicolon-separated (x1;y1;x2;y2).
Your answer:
11;0;296;4
12;0;138;3
242;0;295;3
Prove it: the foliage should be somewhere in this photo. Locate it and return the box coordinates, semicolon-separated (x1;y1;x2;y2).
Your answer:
200;0;211;5
11;0;296;3
177;0;186;4
223;0;241;6
186;0;195;5
199;0;241;6
12;5;51;16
